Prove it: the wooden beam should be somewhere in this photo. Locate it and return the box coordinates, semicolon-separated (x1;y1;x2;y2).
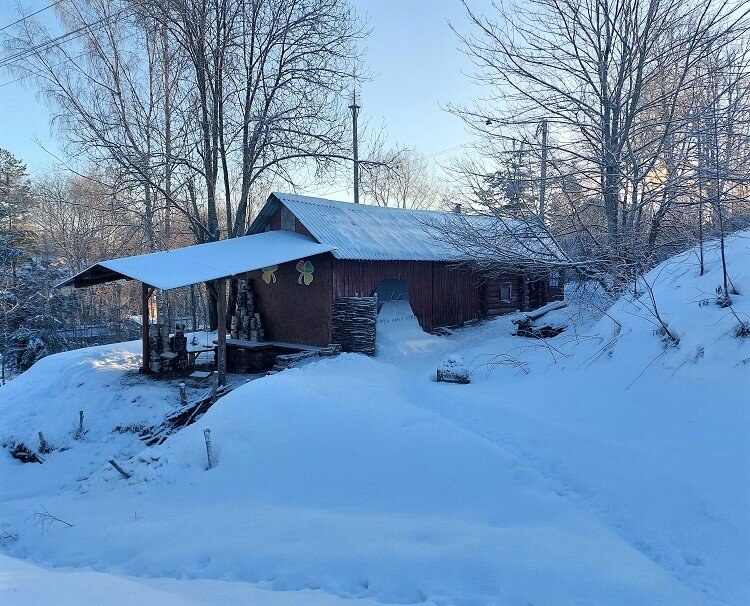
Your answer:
216;278;227;386
141;283;151;373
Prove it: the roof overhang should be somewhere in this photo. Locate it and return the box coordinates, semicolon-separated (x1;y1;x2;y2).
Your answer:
57;230;336;290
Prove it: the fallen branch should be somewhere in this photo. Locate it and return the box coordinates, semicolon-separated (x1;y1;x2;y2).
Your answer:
27;506;73;533
511;300;568;325
108;459;132;479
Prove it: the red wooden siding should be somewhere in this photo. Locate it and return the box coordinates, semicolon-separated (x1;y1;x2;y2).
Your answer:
258;204;564;345
332;258;482;331
248;252;333;346
431;263;481;327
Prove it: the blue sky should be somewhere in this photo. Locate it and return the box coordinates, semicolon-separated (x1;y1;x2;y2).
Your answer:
0;0;490;183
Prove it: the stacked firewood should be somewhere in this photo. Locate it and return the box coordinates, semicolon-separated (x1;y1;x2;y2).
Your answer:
148;324;170;372
230;277;265;342
331;296;377;356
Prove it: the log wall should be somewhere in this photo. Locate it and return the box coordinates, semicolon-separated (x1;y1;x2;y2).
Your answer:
481;272;525;316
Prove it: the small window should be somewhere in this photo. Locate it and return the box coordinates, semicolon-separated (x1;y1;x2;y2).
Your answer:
499;282;512;303
549;271;561;288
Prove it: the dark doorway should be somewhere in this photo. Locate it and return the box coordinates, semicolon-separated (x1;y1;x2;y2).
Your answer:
374;279;409;312
527;279;544;310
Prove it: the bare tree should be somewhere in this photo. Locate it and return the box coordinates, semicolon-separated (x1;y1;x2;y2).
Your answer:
694;43;750;304
8;0;365;327
449;0;750;289
360;145;440;210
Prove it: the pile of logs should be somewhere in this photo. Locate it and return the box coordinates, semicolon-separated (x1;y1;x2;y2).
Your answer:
140;383;232;446
332;296;377;356
230;276;265;342
513;300;568;338
148;324;171;372
9;442;44;464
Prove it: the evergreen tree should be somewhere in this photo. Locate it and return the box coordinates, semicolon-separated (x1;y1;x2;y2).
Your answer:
481;143;537;218
0;149;73;380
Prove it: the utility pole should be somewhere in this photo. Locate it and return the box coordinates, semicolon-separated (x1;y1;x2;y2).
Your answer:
539;119;548;224
349;89;361;204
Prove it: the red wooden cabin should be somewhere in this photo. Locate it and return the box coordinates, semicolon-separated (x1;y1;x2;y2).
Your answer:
244;193;564;346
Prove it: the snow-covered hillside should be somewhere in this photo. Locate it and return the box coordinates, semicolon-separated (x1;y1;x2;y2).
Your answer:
1;233;748;605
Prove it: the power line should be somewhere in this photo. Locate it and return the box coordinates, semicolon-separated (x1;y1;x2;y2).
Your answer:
0;51;87;87
0;0;65;33
319;143;472;199
425;143;469;158
0;4;132;71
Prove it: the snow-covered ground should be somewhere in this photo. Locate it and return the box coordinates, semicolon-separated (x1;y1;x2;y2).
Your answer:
1;233;748;604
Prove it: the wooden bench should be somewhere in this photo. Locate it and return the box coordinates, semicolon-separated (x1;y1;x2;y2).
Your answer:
220;338;323;352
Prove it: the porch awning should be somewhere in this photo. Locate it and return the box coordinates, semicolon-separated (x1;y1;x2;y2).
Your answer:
57;230;336;290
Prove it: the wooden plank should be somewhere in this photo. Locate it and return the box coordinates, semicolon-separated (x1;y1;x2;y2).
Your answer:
190;370;214;380
218;338;324;353
512;300;567;325
223;339;274;350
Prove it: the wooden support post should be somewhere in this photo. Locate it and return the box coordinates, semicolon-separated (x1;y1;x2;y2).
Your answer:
141;283;151;373
217;278;227;386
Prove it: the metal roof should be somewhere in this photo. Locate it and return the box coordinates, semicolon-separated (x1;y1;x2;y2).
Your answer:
57;230;336;290
249;193;559;263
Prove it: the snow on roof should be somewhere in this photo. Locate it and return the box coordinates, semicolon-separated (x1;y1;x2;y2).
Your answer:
250;193;559;263
57;230;336;291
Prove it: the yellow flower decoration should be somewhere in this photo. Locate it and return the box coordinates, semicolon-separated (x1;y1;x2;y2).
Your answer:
296;259;314;285
262;265;278;284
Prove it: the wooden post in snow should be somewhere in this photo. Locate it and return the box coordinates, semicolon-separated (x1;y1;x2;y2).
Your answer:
216;278;227;386
203;428;214;470
141;283;151;373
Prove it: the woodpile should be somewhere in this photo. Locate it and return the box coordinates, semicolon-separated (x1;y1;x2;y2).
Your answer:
140;383;232;446
9;442;44;464
271;350;320;372
512;300;568;338
320;344;342;356
230;276;265;342
332;296;377;356
148;324;170;372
